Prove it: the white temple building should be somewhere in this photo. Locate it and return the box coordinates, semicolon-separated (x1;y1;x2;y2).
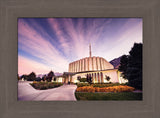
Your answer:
56;44;127;84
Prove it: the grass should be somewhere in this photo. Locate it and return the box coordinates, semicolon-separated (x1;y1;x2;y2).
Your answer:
30;81;63;90
75;92;142;100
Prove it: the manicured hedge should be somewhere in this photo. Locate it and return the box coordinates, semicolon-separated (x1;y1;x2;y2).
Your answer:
92;83;121;88
76;83;90;87
30;81;63;90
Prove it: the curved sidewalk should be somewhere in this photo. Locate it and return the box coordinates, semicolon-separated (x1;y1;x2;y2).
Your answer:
18;81;77;101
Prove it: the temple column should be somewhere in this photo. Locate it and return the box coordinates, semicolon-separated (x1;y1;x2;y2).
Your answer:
97;57;100;70
92;58;94;71
99;72;101;83
94;73;97;83
77;61;79;72
71;63;73;72
70;63;72;72
101;72;104;83
74;62;76;72
89;57;92;71
73;62;75;72
82;59;84;71
79;59;82;72
84;58;86;71
85;58;88;71
92;57;95;70
101;58;104;70
99;58;102;70
73;63;74;72
92;73;94;83
76;61;78;72
98;73;100;83
96;57;98;70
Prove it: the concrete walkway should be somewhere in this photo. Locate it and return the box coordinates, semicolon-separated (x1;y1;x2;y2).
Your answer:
18;81;77;101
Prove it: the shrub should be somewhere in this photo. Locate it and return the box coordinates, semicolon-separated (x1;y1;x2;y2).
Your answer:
78;78;87;82
92;83;121;88
30;82;63;90
77;83;90;87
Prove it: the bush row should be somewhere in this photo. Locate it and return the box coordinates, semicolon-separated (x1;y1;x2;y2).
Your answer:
76;83;90;87
30;81;63;90
76;85;135;93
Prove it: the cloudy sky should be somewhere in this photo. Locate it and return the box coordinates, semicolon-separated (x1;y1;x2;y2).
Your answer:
18;18;142;75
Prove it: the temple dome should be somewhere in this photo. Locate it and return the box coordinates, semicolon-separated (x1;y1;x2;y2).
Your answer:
68;56;114;72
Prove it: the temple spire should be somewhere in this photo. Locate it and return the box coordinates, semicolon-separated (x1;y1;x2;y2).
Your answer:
89;43;92;57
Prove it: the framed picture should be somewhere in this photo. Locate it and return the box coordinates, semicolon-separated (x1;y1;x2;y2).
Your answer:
0;0;160;118
17;17;142;101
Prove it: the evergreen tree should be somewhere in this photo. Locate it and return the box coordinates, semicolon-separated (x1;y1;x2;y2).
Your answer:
47;71;55;82
28;72;36;81
118;55;129;79
21;74;29;81
127;43;142;90
42;75;47;81
118;43;142;90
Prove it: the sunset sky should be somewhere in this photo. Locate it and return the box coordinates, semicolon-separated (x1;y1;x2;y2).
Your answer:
18;18;142;75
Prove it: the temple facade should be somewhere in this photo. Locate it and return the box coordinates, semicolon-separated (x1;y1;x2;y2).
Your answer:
68;56;114;72
55;44;127;84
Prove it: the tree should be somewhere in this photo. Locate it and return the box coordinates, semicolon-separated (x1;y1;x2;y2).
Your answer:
21;74;29;81
18;74;21;80
118;55;129;79
127;43;142;90
77;76;81;81
47;71;55;82
118;43;142;90
77;76;87;82
105;75;111;82
86;74;92;84
35;77;42;81
42;75;47;81
27;72;36;81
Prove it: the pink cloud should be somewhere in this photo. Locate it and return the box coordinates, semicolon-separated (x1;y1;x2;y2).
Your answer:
18;56;51;75
18;18;142;74
18;19;69;73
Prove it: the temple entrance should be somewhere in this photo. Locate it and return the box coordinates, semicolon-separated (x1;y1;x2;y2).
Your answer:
63;72;75;84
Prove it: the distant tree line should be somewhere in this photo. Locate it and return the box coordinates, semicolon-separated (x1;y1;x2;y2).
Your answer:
118;43;142;90
20;71;55;82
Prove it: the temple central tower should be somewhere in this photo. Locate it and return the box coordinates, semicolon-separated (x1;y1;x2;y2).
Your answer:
68;43;114;72
89;43;92;57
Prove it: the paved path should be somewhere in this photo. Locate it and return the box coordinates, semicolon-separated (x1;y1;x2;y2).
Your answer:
18;81;77;101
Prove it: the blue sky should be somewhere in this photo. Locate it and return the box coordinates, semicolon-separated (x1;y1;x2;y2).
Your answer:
18;18;142;75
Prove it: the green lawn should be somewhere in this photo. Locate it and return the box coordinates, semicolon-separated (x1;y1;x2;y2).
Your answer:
75;92;142;100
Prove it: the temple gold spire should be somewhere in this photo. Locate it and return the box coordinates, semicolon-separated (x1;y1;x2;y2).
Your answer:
89;43;91;57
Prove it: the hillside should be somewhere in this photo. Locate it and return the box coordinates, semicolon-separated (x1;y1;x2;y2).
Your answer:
109;56;122;69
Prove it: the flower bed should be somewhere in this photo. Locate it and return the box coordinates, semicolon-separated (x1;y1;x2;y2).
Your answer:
30;81;63;90
76;85;135;93
76;83;127;88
